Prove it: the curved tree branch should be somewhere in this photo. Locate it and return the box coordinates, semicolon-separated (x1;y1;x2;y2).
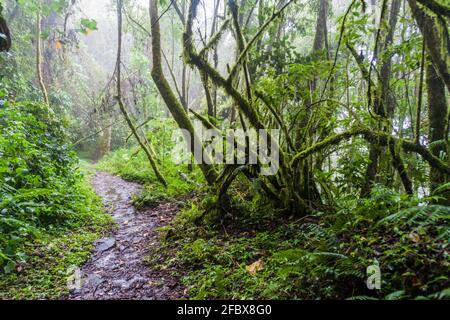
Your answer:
116;0;167;188
227;0;296;81
416;0;450;18
150;0;218;185
292;128;450;176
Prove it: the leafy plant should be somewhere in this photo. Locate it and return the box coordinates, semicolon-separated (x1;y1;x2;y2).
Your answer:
0;100;111;273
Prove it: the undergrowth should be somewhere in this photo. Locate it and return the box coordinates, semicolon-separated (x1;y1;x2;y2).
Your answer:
97;121;205;209
147;182;450;300
0;100;113;299
94;120;450;300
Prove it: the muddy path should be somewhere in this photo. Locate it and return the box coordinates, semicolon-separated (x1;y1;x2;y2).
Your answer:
69;172;184;300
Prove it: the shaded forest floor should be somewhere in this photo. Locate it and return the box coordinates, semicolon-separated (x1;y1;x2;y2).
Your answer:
2;155;449;300
69;172;185;300
94;148;450;300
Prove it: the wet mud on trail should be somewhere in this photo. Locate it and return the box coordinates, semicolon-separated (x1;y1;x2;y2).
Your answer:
69;172;184;300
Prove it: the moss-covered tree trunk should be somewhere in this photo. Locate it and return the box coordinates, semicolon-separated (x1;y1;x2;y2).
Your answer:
361;0;410;196
427;60;449;202
408;0;449;201
116;0;167;188
408;0;450;93
149;0;217;185
98;113;113;159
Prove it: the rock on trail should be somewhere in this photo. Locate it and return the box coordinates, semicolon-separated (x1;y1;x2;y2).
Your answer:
69;172;183;300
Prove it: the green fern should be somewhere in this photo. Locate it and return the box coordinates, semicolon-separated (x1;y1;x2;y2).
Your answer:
430;287;450;299
347;295;379;300
378;205;450;226
385;290;407;300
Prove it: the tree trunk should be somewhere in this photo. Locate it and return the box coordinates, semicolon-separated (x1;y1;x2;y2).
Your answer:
300;0;329;206
98;113;113;159
313;0;328;54
361;0;406;196
36;11;50;106
116;0;167;188
149;0;217;185
427;60;449;202
408;0;450;93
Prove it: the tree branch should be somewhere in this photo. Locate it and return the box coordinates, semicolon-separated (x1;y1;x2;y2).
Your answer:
292;127;450;175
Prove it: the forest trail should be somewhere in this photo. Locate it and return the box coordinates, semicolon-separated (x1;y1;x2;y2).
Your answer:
69;172;183;300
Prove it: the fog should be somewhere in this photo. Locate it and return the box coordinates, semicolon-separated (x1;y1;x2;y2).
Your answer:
65;0;356;110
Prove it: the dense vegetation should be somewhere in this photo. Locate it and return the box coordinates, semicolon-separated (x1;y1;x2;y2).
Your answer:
1;0;450;300
101;147;450;299
0;100;112;298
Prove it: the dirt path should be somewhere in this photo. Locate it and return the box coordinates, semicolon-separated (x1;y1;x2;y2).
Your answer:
69;172;183;300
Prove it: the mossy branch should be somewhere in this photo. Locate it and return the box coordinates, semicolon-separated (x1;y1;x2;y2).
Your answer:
416;0;450;18
292;128;450;175
189;109;217;131
388;140;413;195
198;19;231;56
150;0;217;185
116;0;167;188
36;11;50;108
228;0;295;81
183;0;290;186
228;0;253;99
184;2;264;131
255;90;295;151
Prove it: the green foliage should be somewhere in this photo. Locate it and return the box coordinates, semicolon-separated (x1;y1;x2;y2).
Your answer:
97;120;205;208
0;210;112;299
2;0;449;302
79;18;98;35
154;185;450;300
0;100;112;273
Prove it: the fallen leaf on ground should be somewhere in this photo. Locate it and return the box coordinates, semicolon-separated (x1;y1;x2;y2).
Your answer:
408;232;421;243
246;259;264;276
